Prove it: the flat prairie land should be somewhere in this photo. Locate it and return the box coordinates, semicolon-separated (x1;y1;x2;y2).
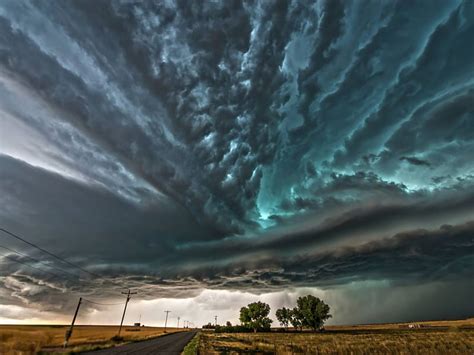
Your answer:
199;318;474;354
0;325;184;354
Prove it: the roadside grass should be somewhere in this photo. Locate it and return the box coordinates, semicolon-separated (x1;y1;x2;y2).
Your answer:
0;325;183;354
199;320;474;354
182;332;200;355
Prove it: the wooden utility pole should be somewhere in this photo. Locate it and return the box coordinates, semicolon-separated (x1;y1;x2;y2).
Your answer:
118;289;137;336
64;297;82;348
164;310;171;332
215;315;218;326
177;316;180;328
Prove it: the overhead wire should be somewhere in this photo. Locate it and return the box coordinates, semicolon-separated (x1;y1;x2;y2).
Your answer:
0;227;102;278
0;252;128;306
0;227;148;328
82;298;125;306
0;251;61;279
0;227;151;289
0;226;148;299
0;243;82;280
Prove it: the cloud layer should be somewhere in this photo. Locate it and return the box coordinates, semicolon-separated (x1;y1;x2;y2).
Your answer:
0;0;473;324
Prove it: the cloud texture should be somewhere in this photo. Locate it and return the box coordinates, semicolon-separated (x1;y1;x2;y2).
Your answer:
0;0;473;324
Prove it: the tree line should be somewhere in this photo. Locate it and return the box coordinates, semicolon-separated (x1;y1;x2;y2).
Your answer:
203;295;331;333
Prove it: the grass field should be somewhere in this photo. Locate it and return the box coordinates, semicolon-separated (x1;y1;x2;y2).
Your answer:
199;318;474;354
0;325;184;354
2;319;473;354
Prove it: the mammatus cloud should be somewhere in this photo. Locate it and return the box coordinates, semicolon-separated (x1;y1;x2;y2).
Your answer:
0;0;473;324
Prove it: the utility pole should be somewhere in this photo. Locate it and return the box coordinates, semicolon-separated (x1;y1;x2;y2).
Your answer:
177;316;180;328
164;310;171;332
63;297;82;348
118;289;137;336
215;315;218;326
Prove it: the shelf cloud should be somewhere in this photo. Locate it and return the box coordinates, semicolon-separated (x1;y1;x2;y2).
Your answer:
0;0;473;325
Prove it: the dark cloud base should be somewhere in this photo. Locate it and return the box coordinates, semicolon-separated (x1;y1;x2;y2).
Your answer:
0;0;473;323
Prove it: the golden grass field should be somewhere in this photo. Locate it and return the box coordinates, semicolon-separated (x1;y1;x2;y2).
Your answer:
1;319;473;354
199;318;474;354
0;325;184;354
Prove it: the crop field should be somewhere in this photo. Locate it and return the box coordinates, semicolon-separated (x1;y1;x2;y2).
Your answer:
0;325;183;354
199;319;474;354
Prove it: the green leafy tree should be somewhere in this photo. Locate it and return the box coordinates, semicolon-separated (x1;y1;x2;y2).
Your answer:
290;307;303;331
239;301;273;332
275;307;292;330
296;295;331;331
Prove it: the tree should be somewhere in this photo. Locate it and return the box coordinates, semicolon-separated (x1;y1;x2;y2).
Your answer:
226;321;232;327
275;307;292;330
239;301;273;332
202;322;215;329
290;307;303;331
295;295;331;331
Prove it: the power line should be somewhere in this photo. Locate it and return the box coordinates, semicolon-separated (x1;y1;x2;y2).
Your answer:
0;227;157;289
164;310;171;332
82;298;125;306
0;227;160;293
1;252;131;308
0;245;118;292
118;289;137;336
1;253;129;306
0;236;143;292
0;252;60;279
0;227;101;278
0;244;82;280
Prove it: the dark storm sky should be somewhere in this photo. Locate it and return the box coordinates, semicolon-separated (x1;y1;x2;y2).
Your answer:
0;0;473;323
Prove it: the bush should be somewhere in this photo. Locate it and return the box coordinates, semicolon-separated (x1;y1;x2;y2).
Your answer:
214;325;253;333
202;323;216;329
110;335;124;342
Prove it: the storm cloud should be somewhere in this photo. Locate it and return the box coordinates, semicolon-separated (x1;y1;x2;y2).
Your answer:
0;0;473;325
